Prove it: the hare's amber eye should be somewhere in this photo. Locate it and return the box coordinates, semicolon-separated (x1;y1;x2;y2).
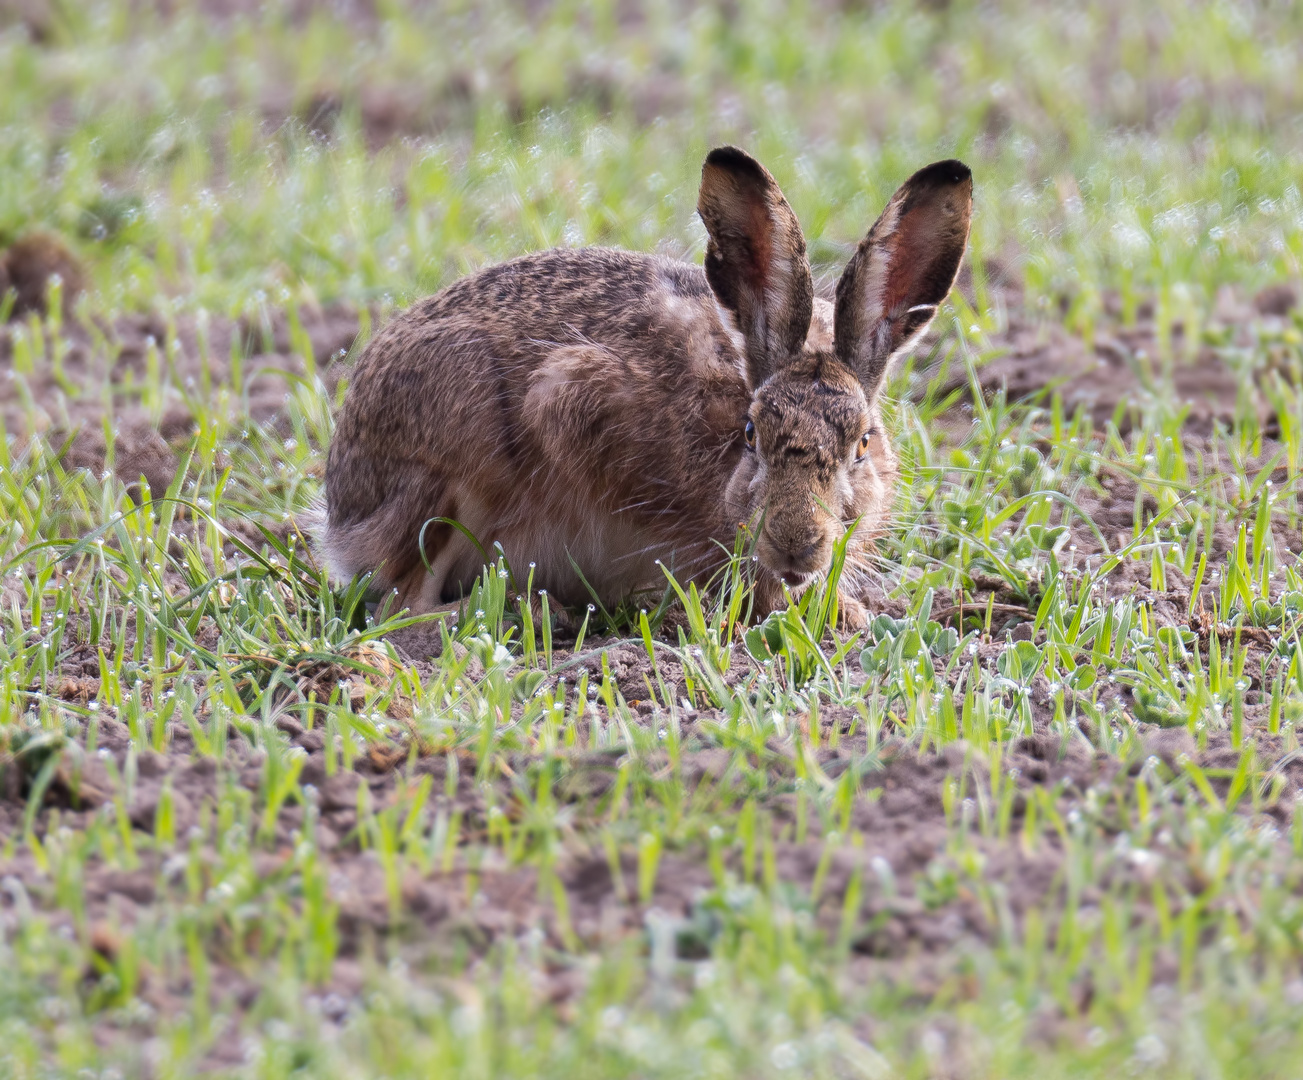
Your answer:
856;431;871;459
744;420;757;449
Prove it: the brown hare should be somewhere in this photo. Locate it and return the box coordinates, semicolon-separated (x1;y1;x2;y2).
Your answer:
320;147;971;626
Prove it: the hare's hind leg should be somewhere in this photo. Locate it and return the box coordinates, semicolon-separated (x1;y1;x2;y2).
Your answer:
321;462;457;614
387;527;477;615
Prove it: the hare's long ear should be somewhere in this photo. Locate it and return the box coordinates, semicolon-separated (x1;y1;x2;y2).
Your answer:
698;146;814;390
834;159;972;396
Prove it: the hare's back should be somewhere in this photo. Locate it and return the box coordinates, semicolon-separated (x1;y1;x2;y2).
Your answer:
386;246;716;367
337;246;735;468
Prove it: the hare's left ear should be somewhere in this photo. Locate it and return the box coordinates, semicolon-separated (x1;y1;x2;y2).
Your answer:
698;146;814;390
834;160;972;396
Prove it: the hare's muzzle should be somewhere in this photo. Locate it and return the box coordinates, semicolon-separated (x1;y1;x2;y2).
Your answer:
759;527;832;585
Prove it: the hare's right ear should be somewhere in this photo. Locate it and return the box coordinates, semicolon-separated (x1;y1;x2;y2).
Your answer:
698;146;814;390
834;160;972;396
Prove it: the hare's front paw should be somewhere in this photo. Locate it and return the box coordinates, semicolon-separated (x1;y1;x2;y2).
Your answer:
837;594;869;631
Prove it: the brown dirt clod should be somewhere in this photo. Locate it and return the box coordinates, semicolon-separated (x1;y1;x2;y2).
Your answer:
1;232;86;318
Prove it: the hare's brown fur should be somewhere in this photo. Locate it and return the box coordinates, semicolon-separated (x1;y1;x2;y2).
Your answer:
322;148;972;621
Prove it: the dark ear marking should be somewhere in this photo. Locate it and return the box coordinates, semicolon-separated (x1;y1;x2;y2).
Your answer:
834;159;973;395
698;146;814;390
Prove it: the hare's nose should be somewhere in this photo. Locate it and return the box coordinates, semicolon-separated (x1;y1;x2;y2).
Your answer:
790;539;821;564
772;537;821;568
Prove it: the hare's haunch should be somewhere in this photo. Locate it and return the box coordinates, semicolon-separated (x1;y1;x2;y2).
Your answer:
320;147;972;624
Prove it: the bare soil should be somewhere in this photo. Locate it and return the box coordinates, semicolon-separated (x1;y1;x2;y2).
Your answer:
936;267;1298;436
2;692;1299;1034
1;236;359;499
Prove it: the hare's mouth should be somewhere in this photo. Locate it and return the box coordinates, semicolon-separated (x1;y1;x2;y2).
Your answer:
779;570;813;588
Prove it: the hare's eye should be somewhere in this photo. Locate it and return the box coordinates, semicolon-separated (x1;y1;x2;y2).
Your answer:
856;431;872;459
744;420;757;449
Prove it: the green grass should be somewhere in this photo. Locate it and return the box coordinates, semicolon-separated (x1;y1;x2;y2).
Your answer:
3;1;1303;1077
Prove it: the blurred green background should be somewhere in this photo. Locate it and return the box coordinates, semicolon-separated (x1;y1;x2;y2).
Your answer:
3;0;1300;326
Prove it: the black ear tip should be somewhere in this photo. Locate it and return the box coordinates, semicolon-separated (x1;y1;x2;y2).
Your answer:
703;145;767;181
914;159;972;187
